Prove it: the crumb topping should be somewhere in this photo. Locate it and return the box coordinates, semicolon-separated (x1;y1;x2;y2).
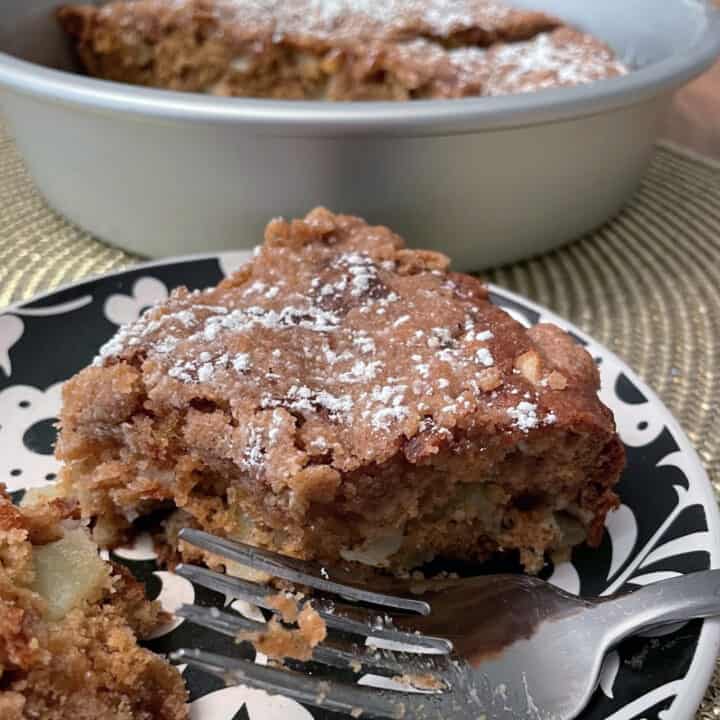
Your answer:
239;593;327;661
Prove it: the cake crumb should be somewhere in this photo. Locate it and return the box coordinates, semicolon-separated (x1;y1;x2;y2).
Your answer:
391;673;446;691
238;594;327;661
267;592;301;622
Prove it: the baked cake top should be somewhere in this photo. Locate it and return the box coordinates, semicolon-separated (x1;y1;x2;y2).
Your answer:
82;0;560;46
87;208;615;480
369;28;625;99
482;27;627;94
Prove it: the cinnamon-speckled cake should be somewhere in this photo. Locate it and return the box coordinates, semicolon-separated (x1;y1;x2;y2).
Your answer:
56;208;625;573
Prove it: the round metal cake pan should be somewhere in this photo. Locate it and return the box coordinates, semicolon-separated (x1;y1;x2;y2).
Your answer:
0;0;719;269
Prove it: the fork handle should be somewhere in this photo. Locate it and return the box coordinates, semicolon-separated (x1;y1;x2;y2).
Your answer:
598;569;720;645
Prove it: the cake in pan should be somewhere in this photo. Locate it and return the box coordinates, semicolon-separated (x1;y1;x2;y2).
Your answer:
57;0;627;100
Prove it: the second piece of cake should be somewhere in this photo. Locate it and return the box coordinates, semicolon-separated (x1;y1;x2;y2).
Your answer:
56;208;625;573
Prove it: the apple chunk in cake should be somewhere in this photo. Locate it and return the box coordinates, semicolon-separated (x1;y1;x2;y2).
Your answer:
57;208;624;572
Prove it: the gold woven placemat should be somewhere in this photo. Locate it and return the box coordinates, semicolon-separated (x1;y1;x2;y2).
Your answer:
1;121;719;715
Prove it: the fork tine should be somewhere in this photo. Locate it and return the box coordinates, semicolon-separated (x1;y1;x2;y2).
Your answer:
176;562;267;605
177;603;264;637
176;603;447;677
171;648;447;719
178;528;429;615
175;563;452;654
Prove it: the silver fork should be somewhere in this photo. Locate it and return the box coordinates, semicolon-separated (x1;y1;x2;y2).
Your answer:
170;528;720;720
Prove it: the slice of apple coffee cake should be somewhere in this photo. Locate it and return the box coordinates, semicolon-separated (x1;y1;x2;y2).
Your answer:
56;208;624;573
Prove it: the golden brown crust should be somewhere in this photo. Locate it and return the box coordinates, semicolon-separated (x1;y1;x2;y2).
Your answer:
57;0;624;100
57;208;624;572
0;488;188;719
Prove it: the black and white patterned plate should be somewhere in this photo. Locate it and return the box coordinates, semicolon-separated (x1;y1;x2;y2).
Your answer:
1;252;718;720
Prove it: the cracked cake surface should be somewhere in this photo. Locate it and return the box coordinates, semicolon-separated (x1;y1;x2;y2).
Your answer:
0;488;188;719
57;0;625;100
57;208;624;573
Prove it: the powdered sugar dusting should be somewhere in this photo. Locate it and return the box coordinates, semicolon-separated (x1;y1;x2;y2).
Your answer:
92;212;581;475
262;385;354;420
268;409;284;444
242;424;265;471
205;0;523;42
167;350;233;384
484;30;627;96
371;405;409;430
475;347;494;367
507;401;538;432
339;360;384;383
233;353;251;373
197;362;214;382
198;304;341;340
342;252;377;297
